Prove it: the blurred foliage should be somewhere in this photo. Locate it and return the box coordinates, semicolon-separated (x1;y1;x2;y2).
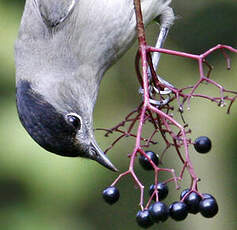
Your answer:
170;2;237;55
0;0;236;229
1;0;25;8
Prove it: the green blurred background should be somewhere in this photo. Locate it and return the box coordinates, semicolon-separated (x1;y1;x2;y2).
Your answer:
0;0;236;229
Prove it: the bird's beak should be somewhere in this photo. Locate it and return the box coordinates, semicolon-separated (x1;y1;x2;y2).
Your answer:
89;140;118;172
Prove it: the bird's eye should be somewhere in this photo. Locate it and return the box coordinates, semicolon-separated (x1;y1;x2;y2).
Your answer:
66;113;82;130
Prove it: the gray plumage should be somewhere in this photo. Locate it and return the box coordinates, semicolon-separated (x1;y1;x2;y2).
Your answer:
15;0;174;171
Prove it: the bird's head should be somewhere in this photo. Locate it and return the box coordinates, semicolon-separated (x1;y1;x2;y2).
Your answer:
14;0;118;171
16;80;117;171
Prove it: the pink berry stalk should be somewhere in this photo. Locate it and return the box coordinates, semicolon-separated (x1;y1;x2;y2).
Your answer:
99;0;237;210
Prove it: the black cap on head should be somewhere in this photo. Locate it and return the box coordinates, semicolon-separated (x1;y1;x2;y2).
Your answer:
16;80;118;171
16;80;82;157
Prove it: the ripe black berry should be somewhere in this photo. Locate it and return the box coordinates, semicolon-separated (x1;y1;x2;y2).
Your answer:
169;202;188;221
180;188;190;200
149;183;169;201
136;210;153;228
184;192;201;214
199;198;218;218
102;186;120;205
139;151;159;170
149;202;169;222
202;193;215;200
194;136;212;153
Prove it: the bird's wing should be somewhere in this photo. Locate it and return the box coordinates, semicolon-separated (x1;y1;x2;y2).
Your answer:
34;0;78;27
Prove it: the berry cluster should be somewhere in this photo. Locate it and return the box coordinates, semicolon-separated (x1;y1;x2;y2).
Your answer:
136;189;218;228
98;5;236;223
102;137;218;228
103;184;218;228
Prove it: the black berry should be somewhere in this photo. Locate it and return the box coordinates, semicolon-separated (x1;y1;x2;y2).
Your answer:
169;202;188;221
149;202;169;222
139;151;159;170
136;210;153;228
102;186;120;205
184;192;201;214
149;183;169;201
194;136;212;153
180;188;190;200
199;198;218;218
202;193;215;200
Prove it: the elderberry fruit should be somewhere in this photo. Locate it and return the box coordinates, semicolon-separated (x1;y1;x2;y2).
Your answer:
149;183;169;201
202;193;215;200
102;186;120;205
194;136;212;153
169;202;188;221
199;198;218;218
184;192;201;214
139;151;160;170
180;188;190;200
149;202;169;222
136;210;153;228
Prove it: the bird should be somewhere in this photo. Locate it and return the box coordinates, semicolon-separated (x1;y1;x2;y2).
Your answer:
15;0;174;171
